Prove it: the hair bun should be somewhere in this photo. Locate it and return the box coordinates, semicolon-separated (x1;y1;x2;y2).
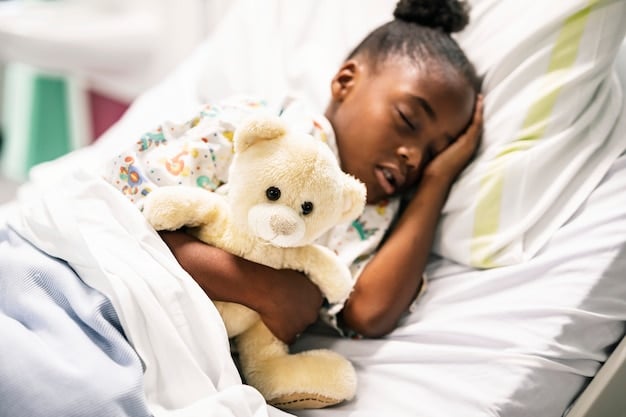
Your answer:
393;0;470;33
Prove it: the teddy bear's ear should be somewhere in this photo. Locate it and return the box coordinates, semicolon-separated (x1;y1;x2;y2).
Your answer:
234;115;287;153
340;175;367;222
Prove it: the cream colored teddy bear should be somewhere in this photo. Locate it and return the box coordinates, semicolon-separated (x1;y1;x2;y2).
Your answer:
143;115;366;409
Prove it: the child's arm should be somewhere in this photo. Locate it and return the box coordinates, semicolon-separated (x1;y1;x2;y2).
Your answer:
159;230;323;344
341;96;484;338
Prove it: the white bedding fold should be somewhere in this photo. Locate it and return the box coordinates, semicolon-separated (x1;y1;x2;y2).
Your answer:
7;170;291;417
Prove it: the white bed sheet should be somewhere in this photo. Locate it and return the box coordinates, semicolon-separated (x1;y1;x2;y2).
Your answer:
4;3;626;417
293;151;626;416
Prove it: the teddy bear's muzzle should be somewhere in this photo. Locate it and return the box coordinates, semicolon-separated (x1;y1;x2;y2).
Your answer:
248;204;306;247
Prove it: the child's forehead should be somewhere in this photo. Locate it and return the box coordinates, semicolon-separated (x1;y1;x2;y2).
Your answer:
368;56;467;99
376;53;456;80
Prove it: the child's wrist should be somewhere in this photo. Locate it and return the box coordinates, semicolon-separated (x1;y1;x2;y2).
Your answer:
419;171;456;193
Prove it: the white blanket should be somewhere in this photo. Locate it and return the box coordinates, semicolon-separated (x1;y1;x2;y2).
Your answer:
7;170;291;417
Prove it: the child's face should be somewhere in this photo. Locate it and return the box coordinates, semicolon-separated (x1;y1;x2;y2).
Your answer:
325;56;476;204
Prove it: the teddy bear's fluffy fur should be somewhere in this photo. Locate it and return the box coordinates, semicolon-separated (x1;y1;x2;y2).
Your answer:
143;115;366;409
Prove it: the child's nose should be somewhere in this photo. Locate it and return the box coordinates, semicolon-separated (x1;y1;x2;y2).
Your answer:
397;146;422;169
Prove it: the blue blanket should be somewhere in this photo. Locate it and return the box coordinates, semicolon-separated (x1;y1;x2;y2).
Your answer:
0;226;151;417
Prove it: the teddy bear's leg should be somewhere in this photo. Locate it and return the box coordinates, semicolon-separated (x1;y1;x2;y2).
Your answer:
236;320;357;410
214;301;260;338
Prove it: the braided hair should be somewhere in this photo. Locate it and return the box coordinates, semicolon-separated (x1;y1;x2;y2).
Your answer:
347;0;481;93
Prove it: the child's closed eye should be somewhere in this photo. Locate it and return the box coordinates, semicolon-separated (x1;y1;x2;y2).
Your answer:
395;107;417;132
399;111;415;130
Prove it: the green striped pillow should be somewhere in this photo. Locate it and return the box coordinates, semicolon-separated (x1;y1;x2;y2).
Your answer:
437;0;626;268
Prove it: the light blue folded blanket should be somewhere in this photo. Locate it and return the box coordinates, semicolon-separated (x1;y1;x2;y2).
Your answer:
0;226;151;417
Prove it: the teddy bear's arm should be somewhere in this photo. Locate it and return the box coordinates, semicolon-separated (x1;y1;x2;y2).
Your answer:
143;186;229;232
282;245;353;304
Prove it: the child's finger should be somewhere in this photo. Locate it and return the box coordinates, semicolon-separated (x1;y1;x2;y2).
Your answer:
459;94;484;149
446;94;483;159
425;95;484;180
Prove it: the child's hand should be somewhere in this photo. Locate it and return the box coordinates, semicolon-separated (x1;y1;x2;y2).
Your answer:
256;269;323;344
423;94;483;184
159;230;322;344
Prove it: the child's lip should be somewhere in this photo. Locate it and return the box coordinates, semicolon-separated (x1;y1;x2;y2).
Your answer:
375;167;395;195
375;165;405;195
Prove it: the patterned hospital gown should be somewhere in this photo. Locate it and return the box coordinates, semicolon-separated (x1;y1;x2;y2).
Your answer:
104;95;401;335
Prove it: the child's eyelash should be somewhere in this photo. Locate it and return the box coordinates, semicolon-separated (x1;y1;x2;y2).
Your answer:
397;109;415;130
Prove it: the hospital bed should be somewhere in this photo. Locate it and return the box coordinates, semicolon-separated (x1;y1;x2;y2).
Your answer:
1;1;626;416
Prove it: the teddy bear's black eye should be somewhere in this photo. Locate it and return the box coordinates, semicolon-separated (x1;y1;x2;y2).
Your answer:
301;201;314;215
266;186;281;201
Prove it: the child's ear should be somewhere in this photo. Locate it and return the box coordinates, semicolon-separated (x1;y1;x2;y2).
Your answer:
330;60;360;102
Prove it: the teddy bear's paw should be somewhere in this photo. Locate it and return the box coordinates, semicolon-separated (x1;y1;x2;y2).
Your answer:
143;202;188;231
327;268;354;304
143;186;221;231
313;264;354;305
269;392;345;410
245;349;357;410
303;246;354;304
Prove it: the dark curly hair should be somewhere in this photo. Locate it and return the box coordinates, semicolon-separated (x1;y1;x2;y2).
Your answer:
346;0;481;93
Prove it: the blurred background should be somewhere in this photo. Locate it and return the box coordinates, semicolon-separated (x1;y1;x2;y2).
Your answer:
0;0;236;201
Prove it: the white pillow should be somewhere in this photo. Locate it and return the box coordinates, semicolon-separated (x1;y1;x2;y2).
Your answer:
441;0;626;267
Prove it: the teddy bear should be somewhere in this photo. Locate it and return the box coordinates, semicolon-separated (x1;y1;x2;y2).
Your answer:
142;114;366;410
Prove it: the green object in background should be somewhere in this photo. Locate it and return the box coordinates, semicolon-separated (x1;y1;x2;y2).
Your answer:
26;74;71;168
1;62;89;181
